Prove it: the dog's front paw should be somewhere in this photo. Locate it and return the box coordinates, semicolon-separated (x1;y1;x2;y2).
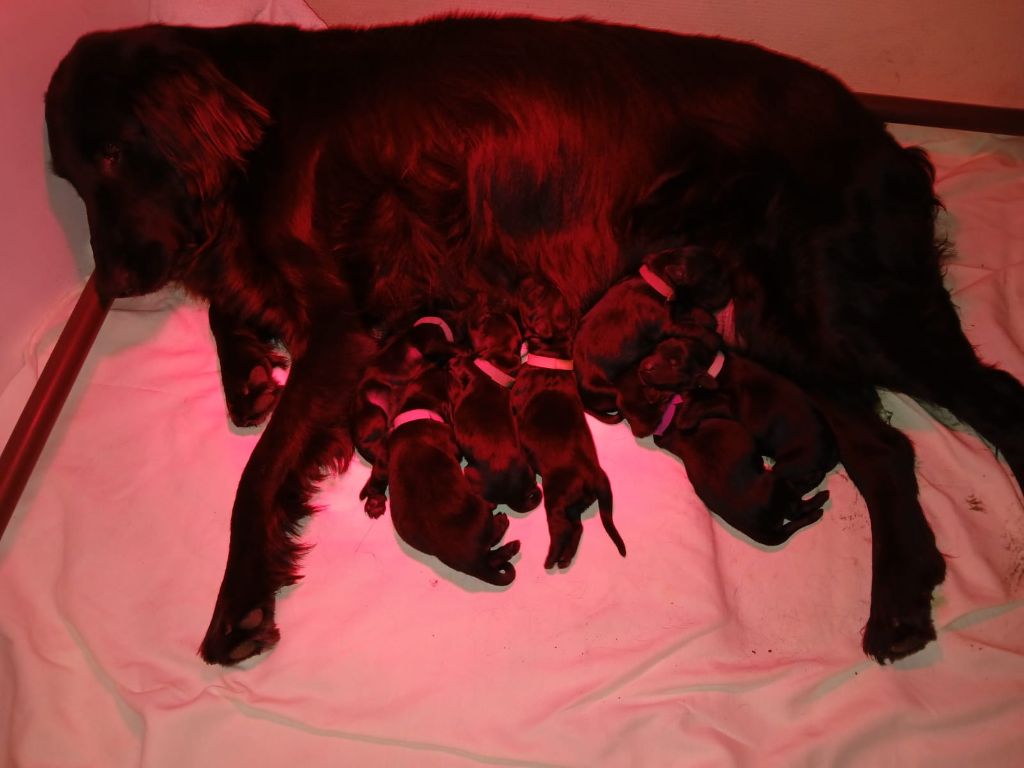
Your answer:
363;494;387;518
862;550;946;664
200;591;280;666
358;477;387;518
221;344;289;428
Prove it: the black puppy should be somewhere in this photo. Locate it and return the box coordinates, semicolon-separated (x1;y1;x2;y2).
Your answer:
512;277;626;569
642;331;834;543
360;360;520;585
574;246;724;425
353;315;458;482
449;308;542;512
642;333;838;496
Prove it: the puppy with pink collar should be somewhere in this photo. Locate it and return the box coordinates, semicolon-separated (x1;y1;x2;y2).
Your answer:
357;316;520;585
512;277;626;569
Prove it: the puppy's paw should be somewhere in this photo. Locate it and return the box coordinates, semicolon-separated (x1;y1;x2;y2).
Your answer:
544;519;584;570
477;540;520;586
221;343;289;428
777;490;828;538
200;595;280;666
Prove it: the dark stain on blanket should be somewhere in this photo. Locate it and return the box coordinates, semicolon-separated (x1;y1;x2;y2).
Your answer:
1001;527;1024;593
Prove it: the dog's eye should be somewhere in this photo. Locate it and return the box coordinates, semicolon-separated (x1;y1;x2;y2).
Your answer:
99;142;122;170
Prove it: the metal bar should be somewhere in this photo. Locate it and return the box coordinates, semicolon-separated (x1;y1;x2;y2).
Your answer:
0;273;110;540
856;92;1024;136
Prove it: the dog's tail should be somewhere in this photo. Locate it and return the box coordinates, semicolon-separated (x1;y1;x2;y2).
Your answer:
597;471;626;557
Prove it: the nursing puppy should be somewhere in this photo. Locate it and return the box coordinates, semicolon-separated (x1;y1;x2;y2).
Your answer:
361;361;520;586
642;333;838;496
449;308;542;512
353;316;458;477
574;246;725;424
654;390;829;546
512;278;626;569
642;331;836;543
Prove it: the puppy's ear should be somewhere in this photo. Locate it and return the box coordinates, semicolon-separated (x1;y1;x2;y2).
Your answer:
133;52;269;200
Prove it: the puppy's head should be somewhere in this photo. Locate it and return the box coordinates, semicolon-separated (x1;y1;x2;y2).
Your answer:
639;331;720;391
647;246;731;309
517;277;576;348
45;27;268;300
468;310;522;372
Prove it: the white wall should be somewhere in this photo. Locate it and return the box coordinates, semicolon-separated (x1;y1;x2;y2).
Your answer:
309;0;1024;109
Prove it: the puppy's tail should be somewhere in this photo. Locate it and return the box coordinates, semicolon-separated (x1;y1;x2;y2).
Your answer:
597;472;626;557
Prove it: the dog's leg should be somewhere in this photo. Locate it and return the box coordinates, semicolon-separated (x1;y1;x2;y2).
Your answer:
199;322;375;665
868;292;1024;494
809;391;946;663
209;305;288;427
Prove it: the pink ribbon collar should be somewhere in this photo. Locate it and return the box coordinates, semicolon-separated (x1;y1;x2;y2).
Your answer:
524;353;574;371
473;358;516;388
390;408;446;433
638;264;675;300
413;316;454;342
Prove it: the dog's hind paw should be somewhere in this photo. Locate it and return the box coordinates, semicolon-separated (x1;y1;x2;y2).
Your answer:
862;551;946;664
863;607;936;664
199;598;280;666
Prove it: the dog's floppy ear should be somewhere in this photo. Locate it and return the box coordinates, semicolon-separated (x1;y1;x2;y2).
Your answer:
133;51;269;200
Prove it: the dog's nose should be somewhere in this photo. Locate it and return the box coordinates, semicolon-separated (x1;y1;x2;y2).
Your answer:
522;485;543;511
95;268;138;301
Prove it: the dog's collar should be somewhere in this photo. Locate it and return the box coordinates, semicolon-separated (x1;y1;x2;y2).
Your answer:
639;264;675;300
391;408;446;432
708;350;725;378
654;394;686;437
474;357;516;388
524;353;574;371
413;316;454;342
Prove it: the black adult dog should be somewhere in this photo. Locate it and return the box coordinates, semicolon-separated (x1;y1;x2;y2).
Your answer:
45;16;1024;665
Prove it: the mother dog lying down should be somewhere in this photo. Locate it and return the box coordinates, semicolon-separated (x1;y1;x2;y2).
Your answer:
44;16;1024;666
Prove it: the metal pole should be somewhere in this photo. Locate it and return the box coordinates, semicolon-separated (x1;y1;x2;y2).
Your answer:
0;273;110;541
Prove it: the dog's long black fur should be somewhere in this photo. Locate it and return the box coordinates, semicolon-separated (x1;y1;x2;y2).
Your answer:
45;16;1024;665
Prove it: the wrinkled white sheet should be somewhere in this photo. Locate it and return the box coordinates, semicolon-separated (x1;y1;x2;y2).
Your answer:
2;90;1023;768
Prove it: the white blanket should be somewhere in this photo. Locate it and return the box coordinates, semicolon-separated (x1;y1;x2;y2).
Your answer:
2;73;1023;768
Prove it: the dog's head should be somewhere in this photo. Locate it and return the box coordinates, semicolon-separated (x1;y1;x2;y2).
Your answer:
45;27;268;300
